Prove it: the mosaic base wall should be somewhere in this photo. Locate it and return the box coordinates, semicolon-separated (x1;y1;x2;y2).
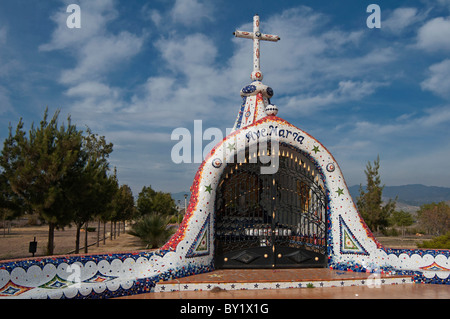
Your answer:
1;116;449;298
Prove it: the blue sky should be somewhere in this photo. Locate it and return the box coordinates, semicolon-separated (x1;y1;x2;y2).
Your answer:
1;0;450;196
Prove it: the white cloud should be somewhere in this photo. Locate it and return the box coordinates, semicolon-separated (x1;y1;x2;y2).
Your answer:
281;81;388;115
65;81;118;97
170;0;213;26
64;81;124;115
150;10;163;27
35;3;450;192
62;5;399;131
38;0;146;127
435;0;450;10
59;31;144;84
0;86;12;115
217;7;396;117
0;26;7;44
155;33;217;75
40;0;145;85
241;7;397;97
420;105;450;126
416;17;450;52
421;59;450;98
366;105;450;131
0;26;11;114
117;6;400;131
39;0;118;52
383;7;426;34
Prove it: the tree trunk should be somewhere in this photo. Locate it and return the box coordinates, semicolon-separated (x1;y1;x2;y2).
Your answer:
110;221;113;240
47;222;55;255
84;221;88;253
75;223;82;254
97;219;100;247
2;212;5;238
103;221;106;245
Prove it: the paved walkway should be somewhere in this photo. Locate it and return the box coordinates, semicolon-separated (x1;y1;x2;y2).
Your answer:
116;269;450;299
119;283;450;299
154;268;412;292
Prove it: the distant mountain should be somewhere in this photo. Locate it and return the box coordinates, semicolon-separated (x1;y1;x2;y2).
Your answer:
172;184;450;212
348;184;450;207
171;192;191;206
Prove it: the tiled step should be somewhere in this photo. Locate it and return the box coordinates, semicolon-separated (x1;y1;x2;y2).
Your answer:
154;269;414;292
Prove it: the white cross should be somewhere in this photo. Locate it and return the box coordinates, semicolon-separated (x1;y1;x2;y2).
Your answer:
234;14;280;81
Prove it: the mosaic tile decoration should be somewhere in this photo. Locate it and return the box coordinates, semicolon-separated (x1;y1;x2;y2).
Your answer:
185;214;211;258
39;274;75;289
83;271;118;284
1;113;449;298
1;20;449;296
154;275;414;293
0;280;33;297
339;216;369;256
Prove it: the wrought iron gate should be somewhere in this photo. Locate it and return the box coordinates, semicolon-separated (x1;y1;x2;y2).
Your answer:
214;144;327;268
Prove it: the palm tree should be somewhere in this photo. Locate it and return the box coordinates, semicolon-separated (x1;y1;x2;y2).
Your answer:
128;213;175;249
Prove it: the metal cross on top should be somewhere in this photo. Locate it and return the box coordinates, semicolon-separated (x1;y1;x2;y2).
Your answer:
234;14;280;81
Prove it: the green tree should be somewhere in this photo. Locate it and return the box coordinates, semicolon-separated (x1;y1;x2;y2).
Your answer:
136;186;156;216
0;172;25;236
152;192;177;216
111;184;135;237
357;155;396;233
128;213;175;249
389;210;414;237
0;109;84;255
137;186;177;217
68;128;116;253
417;231;450;249
416;202;450;236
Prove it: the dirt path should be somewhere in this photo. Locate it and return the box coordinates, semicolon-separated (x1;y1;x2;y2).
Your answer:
1;223;429;262
0;223;146;261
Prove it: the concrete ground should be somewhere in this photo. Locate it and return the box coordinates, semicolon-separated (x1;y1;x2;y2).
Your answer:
134;283;450;299
118;268;450;299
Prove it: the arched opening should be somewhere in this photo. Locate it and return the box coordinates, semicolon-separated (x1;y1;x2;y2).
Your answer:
214;143;327;268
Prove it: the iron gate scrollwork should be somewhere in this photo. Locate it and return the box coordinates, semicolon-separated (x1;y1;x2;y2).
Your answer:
214;144;327;268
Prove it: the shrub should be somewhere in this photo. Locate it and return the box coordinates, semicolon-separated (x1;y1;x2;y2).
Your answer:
417;231;450;249
128;213;175;249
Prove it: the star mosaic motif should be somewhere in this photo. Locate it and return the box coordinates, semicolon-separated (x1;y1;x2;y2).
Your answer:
336;188;344;196
312;145;320;154
227;142;236;152
205;184;213;193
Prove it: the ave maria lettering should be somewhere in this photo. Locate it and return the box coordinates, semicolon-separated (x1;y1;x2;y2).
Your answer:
245;125;305;144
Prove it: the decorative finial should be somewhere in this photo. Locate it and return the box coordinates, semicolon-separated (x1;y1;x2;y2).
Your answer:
265;104;278;116
231;15;280;132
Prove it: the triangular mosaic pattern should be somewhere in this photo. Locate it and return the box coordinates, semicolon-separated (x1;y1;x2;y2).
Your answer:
339;216;369;255
420;262;450;271
186;215;210;258
39;274;75;289
83;271;118;283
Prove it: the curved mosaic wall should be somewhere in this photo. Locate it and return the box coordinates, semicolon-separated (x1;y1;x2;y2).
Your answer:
1;116;448;299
